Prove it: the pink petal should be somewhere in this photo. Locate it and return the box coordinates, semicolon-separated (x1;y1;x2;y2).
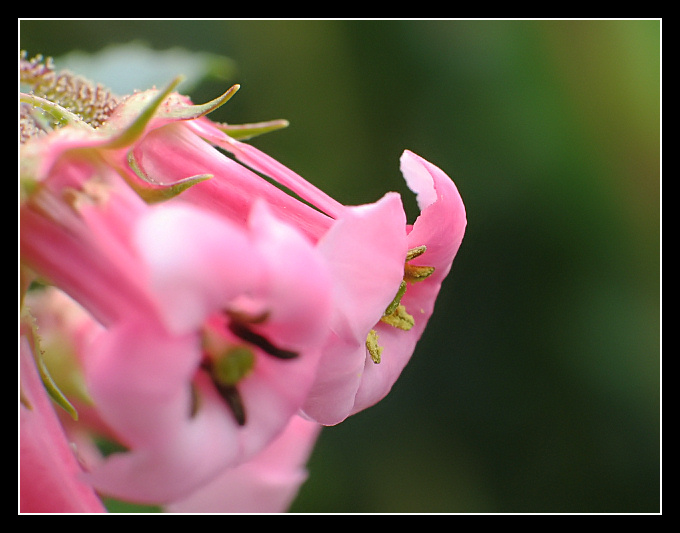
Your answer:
246;200;333;348
134;204;266;335
85;320;201;451
165;415;322;513
318;192;408;340
20;157;157;327
401;149;467;275
83;323;241;503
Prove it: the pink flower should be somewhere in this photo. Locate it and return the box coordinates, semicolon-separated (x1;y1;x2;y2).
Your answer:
20;60;466;510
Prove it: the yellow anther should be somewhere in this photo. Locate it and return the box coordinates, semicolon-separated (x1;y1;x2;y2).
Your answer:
404;263;435;283
406;245;427;261
365;245;433;365
366;329;383;364
380;304;414;331
383;280;407;317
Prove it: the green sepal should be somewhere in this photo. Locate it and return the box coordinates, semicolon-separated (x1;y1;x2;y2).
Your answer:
135;174;213;204
160;84;240;121
216;119;290;140
20;93;91;130
21;309;79;421
124;151;212;203
102;76;185;150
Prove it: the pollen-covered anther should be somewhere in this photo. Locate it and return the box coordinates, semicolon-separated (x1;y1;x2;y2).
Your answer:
404;263;435;283
380;244;434;331
366;329;383;364
406;245;427;261
383;280;407;318
404;245;435;283
380;304;414;331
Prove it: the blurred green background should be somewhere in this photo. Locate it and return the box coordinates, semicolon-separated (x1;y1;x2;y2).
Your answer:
19;19;660;513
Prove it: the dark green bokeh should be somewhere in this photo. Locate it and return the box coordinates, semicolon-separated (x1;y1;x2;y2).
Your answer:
20;19;660;513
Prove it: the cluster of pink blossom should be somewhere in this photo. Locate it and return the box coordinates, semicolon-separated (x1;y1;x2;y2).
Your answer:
19;60;466;513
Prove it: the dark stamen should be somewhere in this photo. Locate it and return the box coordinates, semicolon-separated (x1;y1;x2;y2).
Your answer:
215;382;247;426
228;322;299;360
189;384;201;419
